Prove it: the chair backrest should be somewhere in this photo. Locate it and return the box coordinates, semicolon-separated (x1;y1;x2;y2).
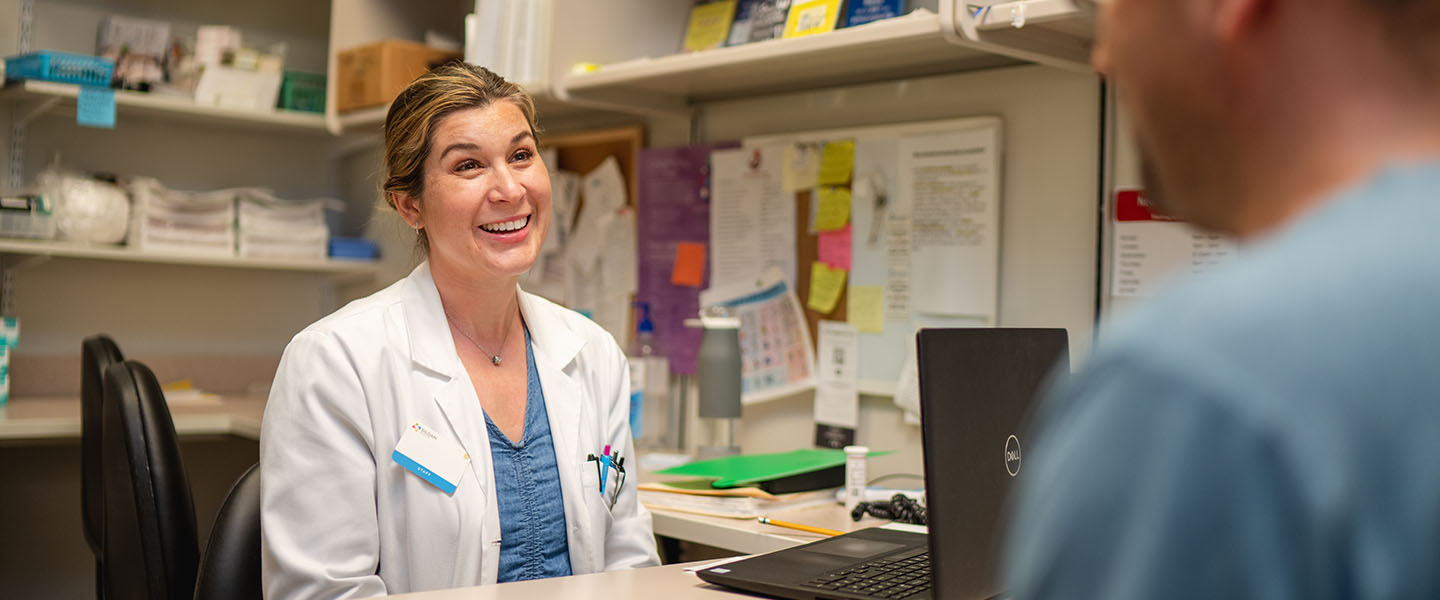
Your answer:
82;334;125;556
193;463;262;600
102;359;199;600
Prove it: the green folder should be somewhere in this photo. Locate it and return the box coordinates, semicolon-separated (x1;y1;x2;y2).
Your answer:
656;449;892;493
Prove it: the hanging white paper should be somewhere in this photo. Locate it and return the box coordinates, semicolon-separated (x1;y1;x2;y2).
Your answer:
899;128;999;320
814;321;860;429
709;147;797;289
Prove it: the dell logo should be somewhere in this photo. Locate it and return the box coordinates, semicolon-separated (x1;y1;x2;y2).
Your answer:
1004;435;1022;477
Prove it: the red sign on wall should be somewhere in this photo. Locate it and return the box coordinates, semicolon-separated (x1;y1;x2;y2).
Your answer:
1114;189;1180;223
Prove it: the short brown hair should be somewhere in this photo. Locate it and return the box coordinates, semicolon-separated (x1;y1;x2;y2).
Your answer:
381;62;540;252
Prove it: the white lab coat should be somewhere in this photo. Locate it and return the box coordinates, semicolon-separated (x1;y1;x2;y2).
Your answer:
260;262;659;598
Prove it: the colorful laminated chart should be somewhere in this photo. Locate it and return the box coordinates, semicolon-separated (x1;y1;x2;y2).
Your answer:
701;267;817;404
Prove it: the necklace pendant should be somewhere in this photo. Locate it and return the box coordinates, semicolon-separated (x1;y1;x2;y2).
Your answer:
491;355;503;366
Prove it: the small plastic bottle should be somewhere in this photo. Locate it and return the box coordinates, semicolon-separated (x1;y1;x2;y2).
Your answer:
628;302;672;449
844;445;869;513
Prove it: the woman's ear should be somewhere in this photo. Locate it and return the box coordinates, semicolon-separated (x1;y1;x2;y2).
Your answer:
392;191;424;230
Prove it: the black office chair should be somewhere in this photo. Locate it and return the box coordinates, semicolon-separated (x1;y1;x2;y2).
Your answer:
82;334;125;597
194;463;262;600
102;359;199;600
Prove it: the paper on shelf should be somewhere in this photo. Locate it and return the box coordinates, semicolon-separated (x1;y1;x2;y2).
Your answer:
641;487;837;520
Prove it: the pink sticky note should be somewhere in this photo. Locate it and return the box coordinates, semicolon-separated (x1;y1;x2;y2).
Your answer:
818;224;852;270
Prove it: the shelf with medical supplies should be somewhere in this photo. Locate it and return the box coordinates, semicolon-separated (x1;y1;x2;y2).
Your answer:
555;1;1094;114
0;238;381;282
0;80;330;135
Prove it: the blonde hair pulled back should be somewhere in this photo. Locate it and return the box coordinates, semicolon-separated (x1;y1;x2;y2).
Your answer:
381;62;540;252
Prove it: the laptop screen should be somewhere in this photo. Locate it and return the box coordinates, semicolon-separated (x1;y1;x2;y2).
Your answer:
916;328;1068;600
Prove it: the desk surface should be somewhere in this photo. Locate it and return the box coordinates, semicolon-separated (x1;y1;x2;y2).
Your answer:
387;562;738;599
0;395;266;441
649;501;890;555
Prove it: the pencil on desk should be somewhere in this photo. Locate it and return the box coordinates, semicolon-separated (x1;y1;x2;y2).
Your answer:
757;517;844;537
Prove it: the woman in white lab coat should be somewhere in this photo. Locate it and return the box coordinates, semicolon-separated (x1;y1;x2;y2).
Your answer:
259;63;659;598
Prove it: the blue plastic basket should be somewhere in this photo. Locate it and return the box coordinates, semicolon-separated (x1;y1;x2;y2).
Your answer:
4;51;114;86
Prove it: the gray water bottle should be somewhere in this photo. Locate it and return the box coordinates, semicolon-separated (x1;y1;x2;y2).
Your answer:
697;308;742;458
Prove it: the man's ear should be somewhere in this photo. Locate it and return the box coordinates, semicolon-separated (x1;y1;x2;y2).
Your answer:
392;191;424;230
1213;0;1275;43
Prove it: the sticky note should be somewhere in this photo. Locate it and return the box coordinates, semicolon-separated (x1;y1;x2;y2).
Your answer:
818;224;852;270
671;242;706;287
77;87;116;129
849;286;885;333
808;261;847;314
783;144;821;193
817;140;855;185
816;186;852;232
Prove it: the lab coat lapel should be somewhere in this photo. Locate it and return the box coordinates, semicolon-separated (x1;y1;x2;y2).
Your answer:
400;262;492;466
518;290;595;571
399;262;499;584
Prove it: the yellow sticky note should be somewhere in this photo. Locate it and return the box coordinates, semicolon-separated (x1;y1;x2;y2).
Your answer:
815;186;852;232
848;285;885;333
817;140;855;185
808;262;848;314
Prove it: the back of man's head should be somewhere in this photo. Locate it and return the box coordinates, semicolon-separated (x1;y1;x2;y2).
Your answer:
1364;0;1440;74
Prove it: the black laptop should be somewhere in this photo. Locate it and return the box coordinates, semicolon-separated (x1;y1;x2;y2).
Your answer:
697;328;1069;600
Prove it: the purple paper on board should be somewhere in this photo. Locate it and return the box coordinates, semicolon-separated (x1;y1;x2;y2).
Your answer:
637;142;737;374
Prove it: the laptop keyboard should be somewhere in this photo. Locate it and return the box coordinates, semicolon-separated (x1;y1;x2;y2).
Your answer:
804;552;931;599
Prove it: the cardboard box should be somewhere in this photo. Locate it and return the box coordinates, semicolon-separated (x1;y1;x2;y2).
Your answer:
336;39;462;113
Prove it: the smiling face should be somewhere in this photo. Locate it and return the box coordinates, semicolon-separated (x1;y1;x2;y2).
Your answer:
393;101;551;285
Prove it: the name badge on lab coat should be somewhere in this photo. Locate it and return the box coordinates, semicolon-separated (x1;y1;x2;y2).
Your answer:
392;422;469;494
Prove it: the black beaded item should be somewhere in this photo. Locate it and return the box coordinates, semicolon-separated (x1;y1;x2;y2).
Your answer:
850;493;927;526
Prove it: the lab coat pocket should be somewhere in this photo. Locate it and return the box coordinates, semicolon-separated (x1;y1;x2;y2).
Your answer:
577;462;616;529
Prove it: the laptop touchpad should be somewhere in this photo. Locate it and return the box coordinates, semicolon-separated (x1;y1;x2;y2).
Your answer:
801;537;905;559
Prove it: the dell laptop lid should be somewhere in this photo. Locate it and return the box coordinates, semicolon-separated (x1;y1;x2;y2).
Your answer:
697;328;1068;600
917;327;1068;600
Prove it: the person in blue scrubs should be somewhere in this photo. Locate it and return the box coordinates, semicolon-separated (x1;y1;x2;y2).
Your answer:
1003;1;1440;598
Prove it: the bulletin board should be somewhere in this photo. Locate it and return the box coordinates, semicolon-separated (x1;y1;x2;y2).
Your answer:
738;116;1004;394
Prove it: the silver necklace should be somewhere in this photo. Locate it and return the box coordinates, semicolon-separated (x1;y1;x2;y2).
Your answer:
446;310;516;367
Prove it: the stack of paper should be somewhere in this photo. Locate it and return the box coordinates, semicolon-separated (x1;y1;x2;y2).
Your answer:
127;178;235;256
466;0;550;85
638;479;837;519
236;192;328;260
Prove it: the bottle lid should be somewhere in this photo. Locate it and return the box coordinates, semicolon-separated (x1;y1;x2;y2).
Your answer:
844;445;869;455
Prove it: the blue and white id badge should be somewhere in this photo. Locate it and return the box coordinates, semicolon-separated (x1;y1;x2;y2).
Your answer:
392;422;469;494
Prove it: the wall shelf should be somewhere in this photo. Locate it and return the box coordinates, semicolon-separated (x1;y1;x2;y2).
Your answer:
0;238;379;282
1;80;330;135
951;0;1095;72
557;3;1096;112
559;11;1017;109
